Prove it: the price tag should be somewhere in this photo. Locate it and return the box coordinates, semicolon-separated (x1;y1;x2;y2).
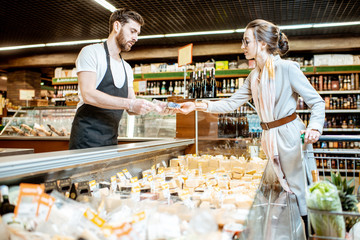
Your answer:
117;172;126;183
161;183;170;199
162;160;167;168
112;222;133;237
179;162;185;172
110;176;117;192
122;169;132;179
84;208;106;228
132;211;146;224
89;180;97;192
131;185;140;201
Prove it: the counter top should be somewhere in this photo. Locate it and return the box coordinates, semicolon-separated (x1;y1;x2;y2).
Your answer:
0;148;34;157
0;136;169;142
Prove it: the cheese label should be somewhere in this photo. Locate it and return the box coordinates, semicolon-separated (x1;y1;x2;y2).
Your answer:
84;208;105;228
132;211;146;224
161;183;170;199
117;172;126;182
130;176;138;183
112;222;133;237
122;169;132;179
111;176;117;191
89;180;97;191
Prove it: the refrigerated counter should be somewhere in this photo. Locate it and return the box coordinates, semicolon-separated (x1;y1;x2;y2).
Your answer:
0;139;194;186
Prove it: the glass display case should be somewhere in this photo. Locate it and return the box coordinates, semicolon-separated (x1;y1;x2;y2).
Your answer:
1;106;176;138
194;99;264;157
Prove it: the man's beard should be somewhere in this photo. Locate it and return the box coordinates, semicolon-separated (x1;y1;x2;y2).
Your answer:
116;30;132;52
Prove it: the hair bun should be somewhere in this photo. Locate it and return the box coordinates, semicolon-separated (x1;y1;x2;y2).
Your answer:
278;32;289;55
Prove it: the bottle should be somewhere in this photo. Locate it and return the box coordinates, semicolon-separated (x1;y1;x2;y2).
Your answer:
311;170;319;183
318;75;323;91
355;73;359;90
174;81;180;95
187;73;194;98
201;70;207;98
339;75;343;90
181;81;185;95
328;77;332;90
230;79;235;93
169;81;174;96
222;79;227;94
226;79;231;93
351;73;355;90
323;76;328;91
156;82;160;95
161;81;166;95
0;185;15;216
210;68;217;98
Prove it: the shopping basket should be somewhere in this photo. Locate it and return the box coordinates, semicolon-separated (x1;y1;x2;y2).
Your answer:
305;135;360;240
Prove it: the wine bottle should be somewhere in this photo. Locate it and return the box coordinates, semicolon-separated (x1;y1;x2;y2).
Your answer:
210;68;217;98
161;81;166;95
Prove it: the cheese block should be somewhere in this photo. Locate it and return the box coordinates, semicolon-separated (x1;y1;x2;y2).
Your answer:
235;194;254;209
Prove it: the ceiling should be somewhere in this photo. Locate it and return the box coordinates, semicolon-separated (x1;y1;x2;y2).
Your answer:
1;0;360;61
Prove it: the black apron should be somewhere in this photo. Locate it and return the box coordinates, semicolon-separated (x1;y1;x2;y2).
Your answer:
69;41;128;149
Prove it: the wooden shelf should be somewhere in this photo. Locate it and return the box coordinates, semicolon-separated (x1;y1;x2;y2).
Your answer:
318;90;360;94
297;109;360;113
52;77;78;85
323;128;360;132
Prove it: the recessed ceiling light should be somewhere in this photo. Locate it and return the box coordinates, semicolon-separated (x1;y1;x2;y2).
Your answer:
93;0;116;12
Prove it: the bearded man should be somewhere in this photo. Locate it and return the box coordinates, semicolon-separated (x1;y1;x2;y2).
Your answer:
69;8;154;149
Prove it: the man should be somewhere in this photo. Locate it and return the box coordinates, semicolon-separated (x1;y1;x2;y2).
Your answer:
69;8;154;149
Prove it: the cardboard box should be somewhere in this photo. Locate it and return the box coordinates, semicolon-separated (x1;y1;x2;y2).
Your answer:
215;61;229;70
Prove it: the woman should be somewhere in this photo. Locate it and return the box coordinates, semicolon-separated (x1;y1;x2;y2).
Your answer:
176;19;325;229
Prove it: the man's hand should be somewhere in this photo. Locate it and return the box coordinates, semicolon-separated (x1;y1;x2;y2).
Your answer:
128;99;155;115
300;129;321;144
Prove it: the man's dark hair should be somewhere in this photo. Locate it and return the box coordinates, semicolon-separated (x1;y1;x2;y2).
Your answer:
109;8;144;34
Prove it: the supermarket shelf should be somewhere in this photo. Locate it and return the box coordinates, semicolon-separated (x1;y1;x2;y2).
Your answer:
137;95;172;99
318;90;360;94
314;65;360;74
198;137;253;141
297;109;360;113
52;77;78;85
323;128;360;132
317;168;360;173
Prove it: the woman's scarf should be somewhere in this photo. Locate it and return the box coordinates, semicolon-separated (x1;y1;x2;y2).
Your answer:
250;54;292;193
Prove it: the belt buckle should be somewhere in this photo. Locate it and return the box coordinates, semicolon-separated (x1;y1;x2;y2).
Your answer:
261;122;270;130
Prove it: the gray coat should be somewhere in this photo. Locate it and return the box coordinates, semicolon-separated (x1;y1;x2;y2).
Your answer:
207;55;325;215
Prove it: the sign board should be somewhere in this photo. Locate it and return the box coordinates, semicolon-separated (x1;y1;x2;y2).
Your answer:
19;89;35;100
178;43;193;67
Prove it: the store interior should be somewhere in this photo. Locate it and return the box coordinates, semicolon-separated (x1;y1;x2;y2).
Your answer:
0;1;360;239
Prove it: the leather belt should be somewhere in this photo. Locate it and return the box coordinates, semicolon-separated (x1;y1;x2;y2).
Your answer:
260;112;297;130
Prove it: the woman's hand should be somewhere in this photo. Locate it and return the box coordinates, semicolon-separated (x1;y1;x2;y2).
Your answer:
300;129;321;144
177;102;196;114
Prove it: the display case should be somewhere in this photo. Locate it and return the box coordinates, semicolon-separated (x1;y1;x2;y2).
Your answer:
0;106;177;152
0;139;194;186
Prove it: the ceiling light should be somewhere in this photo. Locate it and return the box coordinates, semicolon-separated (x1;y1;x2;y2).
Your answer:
279;24;313;30
165;30;235;38
138;34;165;40
46;39;102;47
313;21;360;28
0;44;46;51
93;0;116;12
235;28;246;33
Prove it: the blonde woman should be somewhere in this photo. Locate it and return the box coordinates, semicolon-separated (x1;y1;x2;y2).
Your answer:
177;19;325;234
